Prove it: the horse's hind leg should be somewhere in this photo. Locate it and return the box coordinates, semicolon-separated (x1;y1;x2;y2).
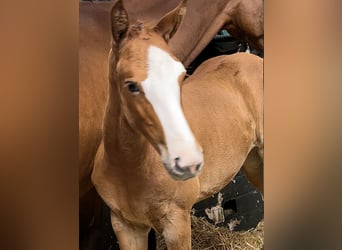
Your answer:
110;211;150;250
242;147;264;195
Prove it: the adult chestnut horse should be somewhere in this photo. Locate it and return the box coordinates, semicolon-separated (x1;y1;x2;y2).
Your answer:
91;0;263;249
118;0;264;66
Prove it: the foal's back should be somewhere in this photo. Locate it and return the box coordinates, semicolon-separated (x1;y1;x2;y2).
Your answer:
186;53;263;132
182;53;263;200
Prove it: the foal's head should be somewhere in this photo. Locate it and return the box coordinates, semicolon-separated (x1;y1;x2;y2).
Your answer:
109;0;203;181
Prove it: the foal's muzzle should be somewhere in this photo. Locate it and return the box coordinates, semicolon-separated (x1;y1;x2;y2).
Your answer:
164;157;204;181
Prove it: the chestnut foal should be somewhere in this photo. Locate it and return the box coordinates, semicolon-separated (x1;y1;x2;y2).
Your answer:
92;1;263;249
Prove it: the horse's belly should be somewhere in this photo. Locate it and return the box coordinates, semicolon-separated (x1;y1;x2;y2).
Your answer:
197;150;250;201
195;119;256;201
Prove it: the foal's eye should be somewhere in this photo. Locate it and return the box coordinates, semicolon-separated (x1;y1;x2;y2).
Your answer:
125;81;140;93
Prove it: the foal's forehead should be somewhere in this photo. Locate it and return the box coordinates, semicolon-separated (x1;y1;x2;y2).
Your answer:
116;38;149;80
121;32;170;60
146;45;185;75
118;33;184;80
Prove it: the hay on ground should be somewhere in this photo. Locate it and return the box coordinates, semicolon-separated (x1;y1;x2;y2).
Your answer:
156;216;264;250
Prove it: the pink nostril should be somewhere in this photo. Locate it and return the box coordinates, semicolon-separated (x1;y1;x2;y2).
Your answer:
188;164;202;174
173;156;202;175
188;165;196;174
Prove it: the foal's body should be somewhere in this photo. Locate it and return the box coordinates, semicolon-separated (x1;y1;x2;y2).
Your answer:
93;53;263;249
85;1;263;249
184;54;263;196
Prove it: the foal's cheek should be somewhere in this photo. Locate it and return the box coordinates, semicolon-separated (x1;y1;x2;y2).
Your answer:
126;99;150;127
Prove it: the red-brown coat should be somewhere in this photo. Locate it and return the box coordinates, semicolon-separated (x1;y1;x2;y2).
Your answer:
91;1;263;249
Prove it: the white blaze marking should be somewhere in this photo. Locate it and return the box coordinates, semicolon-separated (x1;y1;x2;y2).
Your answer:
141;46;199;164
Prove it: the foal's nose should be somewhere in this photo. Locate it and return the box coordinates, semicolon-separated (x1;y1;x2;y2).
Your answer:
174;157;203;175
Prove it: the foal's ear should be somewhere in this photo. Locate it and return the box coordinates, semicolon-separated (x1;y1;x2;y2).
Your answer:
110;0;129;45
154;0;187;42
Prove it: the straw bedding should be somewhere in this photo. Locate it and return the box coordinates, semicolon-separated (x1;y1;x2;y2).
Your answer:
156;216;264;250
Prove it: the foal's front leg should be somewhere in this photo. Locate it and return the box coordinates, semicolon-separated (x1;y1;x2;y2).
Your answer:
159;210;192;250
110;211;150;250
